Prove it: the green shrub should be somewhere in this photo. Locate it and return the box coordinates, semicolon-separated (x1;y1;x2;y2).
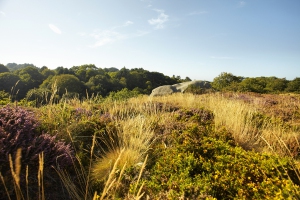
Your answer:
141;108;300;199
106;88;141;102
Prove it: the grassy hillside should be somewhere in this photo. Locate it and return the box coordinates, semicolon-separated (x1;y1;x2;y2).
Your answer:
0;92;300;199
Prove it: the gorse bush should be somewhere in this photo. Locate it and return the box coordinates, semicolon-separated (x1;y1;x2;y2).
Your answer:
143;107;300;199
0;105;74;199
106;88;141;102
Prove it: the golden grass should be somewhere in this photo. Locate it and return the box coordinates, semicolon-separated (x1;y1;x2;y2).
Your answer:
91;114;154;181
9;148;23;200
98;148;125;200
145;92;300;157
0;173;11;200
38;153;45;200
0;149;46;200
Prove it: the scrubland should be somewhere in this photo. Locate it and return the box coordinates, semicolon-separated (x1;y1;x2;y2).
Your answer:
1;92;300;199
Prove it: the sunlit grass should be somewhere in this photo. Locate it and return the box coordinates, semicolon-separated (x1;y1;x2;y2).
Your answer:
150;92;300;157
91;115;155;181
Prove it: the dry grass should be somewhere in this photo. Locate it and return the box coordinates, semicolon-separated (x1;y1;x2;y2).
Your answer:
143;92;300;157
0;149;46;200
91;114;155;181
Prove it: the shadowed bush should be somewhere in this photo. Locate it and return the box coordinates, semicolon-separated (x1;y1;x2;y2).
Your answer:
0;105;74;199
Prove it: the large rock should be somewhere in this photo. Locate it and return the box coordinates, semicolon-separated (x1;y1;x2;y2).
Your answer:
150;80;211;96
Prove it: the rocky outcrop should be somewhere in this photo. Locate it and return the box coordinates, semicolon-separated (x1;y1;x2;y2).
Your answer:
150;80;211;97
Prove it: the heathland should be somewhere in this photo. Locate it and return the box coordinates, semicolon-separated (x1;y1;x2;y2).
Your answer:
1;63;300;199
1;92;300;199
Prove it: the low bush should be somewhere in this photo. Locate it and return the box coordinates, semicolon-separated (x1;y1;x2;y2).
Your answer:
0;105;74;199
141;107;300;199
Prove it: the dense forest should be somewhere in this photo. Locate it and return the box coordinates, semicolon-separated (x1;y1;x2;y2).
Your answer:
0;63;300;104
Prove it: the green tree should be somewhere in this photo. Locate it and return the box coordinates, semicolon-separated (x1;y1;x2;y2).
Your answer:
0;72;25;99
0;64;9;73
55;66;74;75
70;64;103;82
212;72;244;91
264;77;288;93
41;74;85;97
85;74;113;96
15;66;44;90
40;66;56;78
239;77;266;93
148;71;179;89
285;78;300;93
113;67;130;79
6;63;36;71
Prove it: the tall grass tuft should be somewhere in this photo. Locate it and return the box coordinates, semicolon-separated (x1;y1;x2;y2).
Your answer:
38;152;45;200
9;148;23;200
91;115;154;181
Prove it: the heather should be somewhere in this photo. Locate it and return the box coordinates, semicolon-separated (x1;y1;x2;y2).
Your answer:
0;105;74;199
0;92;300;199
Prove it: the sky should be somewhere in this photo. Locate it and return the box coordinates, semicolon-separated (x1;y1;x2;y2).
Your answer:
0;0;300;81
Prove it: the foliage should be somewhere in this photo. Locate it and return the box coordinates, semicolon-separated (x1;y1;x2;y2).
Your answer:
0;72;26;100
6;63;36;71
105;88;142;102
85;74;114;96
25;88;52;106
1;92;299;199
41;74;85;97
212;72;244;91
55;66;75;75
143;109;300;199
0;64;9;73
239;77;267;93
185;84;212;94
14;66;45;90
70;64;103;82
40;66;56;78
0;73;21;93
0;105;73;169
0;105;74;198
68;110;115;163
211;73;291;94
286;77;300;93
3;62;300;103
264;77;288;93
0;91;10;105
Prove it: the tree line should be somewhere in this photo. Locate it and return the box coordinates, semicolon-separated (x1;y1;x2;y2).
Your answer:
0;63;299;104
212;72;300;93
0;63;189;102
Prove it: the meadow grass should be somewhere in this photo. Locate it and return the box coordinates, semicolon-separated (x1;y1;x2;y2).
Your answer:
91;115;154;181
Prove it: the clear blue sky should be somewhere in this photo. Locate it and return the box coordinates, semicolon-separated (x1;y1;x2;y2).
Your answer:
1;0;299;81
